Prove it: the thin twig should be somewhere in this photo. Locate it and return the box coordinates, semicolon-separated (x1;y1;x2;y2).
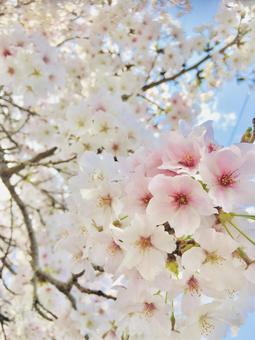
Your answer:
1;147;57;177
142;29;247;91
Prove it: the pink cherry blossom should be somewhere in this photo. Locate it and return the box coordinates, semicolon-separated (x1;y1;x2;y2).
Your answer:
147;174;215;237
200;145;255;211
125;167;153;213
160;131;201;174
2;3;255;338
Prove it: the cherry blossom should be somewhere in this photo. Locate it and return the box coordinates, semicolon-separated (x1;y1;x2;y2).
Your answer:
147;174;215;236
200;145;255;211
0;1;255;339
117;214;176;280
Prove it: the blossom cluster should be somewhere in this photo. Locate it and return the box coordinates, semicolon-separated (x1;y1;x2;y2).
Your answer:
1;0;253;141
0;1;255;339
63;122;255;339
54;91;150;158
0;26;65;104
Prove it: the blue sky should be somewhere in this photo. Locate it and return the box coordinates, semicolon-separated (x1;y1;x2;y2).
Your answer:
175;0;255;147
172;1;255;339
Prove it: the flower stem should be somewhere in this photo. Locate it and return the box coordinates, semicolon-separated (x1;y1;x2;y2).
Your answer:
222;222;234;239
231;213;255;221
170;300;175;331
228;220;255;246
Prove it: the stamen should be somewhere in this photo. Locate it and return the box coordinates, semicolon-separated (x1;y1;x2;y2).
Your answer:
137;236;152;251
143;302;156;317
173;193;189;207
179;154;196;168
204;251;224;265
199;314;215;336
140;193;153;207
3;48;12;57
108;241;121;255
187;275;201;295
218;173;236;187
98;194;112;208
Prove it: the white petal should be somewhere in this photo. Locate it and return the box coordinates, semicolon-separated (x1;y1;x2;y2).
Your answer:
151;226;176;253
245;263;255;284
147;198;174;225
182;247;206;272
172;207;200;237
137;248;166;280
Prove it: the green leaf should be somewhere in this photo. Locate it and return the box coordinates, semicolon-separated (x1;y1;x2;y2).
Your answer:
166;260;179;277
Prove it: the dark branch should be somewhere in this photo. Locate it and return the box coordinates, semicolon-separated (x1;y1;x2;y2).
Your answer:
1;147;57;177
74;281;116;301
142;29;246;92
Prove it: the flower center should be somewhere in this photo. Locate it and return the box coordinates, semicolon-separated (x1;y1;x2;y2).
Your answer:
73;250;83;261
137;236;152;251
204;251;224;264
199;314;215;336
100;122;110;133
187;275;200;295
179;154;196;168
77;119;86;128
108;241;121;255
43;55;50;64
218;172;236;187
98;194;112;208
3;48;12;57
207;143;217;153
8;67;15;75
112;143;119;153
140;193;153;207
173;193;189;207
143;302;156;317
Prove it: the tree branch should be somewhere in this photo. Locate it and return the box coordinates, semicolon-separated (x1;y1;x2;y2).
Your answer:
1;176;116;317
0;147;57;177
1;177;39;270
0;96;38;117
74;281;116;301
142;29;246;92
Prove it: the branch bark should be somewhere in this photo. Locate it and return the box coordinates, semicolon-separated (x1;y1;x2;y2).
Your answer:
0;147;57;177
142;30;245;92
0;169;116;321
